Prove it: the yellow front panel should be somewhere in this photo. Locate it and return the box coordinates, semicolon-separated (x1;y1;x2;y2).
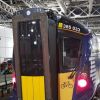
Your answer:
21;76;45;100
27;77;34;100
33;77;40;100
21;76;28;100
58;72;76;100
38;76;45;100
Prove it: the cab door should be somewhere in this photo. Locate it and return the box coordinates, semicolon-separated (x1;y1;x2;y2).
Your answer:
18;19;45;100
58;34;81;100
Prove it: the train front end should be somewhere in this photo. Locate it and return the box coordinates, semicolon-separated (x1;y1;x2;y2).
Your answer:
57;18;96;100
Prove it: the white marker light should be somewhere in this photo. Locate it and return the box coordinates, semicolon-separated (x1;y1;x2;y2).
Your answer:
12;77;16;84
26;10;31;16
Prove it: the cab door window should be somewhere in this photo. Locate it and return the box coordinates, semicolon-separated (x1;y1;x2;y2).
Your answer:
63;37;81;70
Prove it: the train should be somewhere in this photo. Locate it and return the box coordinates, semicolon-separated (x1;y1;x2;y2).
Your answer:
0;59;15;97
12;8;100;100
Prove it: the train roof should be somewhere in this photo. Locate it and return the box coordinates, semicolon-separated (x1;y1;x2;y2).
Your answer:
14;8;89;35
46;9;89;35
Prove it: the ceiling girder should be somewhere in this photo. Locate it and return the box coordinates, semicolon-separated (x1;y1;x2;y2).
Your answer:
88;0;94;15
0;19;12;23
56;0;69;14
0;0;100;34
0;0;17;15
21;0;37;8
68;5;100;18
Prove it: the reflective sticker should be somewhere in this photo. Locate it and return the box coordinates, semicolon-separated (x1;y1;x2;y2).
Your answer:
58;23;63;29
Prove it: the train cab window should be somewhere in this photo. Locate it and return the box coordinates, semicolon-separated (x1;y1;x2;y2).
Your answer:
18;19;43;76
63;37;81;70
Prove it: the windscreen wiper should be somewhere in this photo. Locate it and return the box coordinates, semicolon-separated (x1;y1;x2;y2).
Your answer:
68;68;76;79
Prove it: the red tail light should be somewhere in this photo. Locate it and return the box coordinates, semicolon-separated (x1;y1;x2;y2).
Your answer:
77;73;88;93
12;77;16;84
78;79;87;88
12;72;16;84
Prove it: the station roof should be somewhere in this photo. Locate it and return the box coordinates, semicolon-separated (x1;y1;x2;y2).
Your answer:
0;0;100;34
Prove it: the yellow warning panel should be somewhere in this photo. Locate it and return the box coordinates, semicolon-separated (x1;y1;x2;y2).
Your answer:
38;76;45;99
21;76;45;100
58;72;76;100
58;23;63;29
21;76;28;100
33;76;45;100
27;77;34;100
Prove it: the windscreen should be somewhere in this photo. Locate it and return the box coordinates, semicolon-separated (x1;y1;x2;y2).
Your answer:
18;19;43;76
63;37;81;69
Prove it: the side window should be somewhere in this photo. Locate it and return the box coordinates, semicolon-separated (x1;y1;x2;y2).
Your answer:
63;37;81;69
